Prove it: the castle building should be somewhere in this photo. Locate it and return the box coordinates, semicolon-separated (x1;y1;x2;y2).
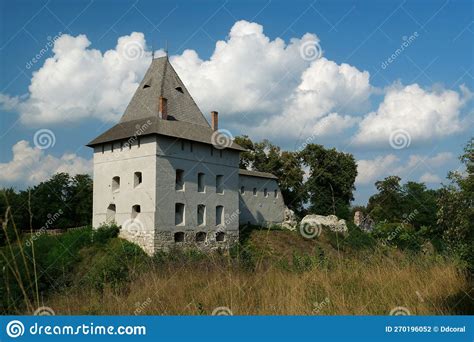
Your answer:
87;56;285;255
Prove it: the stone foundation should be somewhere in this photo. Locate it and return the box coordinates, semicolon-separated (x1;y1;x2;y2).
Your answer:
118;227;239;256
154;229;239;253
119;229;155;256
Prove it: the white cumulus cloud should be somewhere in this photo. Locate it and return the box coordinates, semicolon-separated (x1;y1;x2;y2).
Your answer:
419;172;442;183
1;32;156;125
354;83;472;146
0;140;91;186
356;152;454;186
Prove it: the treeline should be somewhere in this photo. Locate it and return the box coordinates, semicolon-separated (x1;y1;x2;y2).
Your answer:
1;173;92;244
235;136;357;219
236;136;473;270
1;137;472;270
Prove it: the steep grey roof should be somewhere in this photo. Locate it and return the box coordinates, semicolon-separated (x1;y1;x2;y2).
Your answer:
87;116;246;151
120;56;209;126
239;169;278;179
87;56;245;151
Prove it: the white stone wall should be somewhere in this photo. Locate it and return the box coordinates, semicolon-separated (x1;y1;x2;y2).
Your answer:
92;135;158;255
154;136;240;251
238;175;286;226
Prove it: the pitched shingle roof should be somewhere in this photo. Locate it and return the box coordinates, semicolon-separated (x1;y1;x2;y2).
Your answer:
86;116;246;151
239;169;278;179
120;56;210;126
87;56;244;151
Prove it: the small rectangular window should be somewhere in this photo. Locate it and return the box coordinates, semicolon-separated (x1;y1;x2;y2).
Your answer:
216;175;224;194
274;189;278;198
134;172;142;187
101;144;105;154
219;150;223;158
137;137;141;148
175;203;185;225
240;186;245;195
198;173;205;193
176;169;184;191
264;188;268;197
216;205;224;226
197;204;205;226
190;142;193;152
210;146;214;156
181;140;185;151
253;188;257;196
174;232;184;242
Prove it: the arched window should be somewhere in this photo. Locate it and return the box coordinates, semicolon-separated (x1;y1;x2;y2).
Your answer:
112;176;120;192
106;204;116;223
134;172;142;187
196;232;206;242
132;205;141;219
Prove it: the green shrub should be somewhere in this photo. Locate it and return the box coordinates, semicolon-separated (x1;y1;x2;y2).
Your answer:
92;223;119;244
80;239;148;293
372;222;422;251
344;222;376;250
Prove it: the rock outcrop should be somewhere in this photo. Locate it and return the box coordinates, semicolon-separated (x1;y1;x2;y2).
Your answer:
301;214;348;233
280;207;298;231
353;211;375;232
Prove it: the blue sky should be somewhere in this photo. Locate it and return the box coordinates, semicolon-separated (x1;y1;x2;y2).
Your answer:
0;0;472;204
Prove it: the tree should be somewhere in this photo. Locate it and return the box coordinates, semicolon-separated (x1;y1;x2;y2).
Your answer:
437;138;474;270
300;144;357;219
367;176;403;223
366;176;439;231
234;136;305;214
0;173;93;234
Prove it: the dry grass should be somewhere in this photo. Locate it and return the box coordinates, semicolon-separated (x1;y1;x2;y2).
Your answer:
47;249;471;315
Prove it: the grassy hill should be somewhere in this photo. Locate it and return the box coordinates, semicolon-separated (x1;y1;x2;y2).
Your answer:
1;225;472;315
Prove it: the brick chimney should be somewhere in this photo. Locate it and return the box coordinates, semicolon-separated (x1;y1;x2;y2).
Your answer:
159;96;168;120
211;111;218;131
